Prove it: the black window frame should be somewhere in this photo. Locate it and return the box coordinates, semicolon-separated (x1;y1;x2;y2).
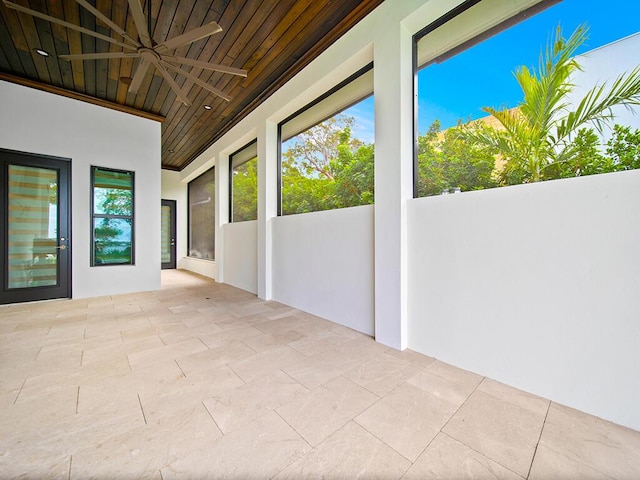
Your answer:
90;165;135;267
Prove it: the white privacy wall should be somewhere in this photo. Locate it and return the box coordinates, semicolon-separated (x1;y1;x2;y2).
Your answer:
223;221;258;294
273;206;375;335
0;80;162;298
407;170;640;431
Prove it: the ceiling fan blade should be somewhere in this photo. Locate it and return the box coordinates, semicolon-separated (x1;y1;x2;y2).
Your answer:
156;22;222;52
75;0;140;47
60;52;140;61
164;56;247;77
128;57;152;94
2;0;137;51
127;0;153;48
152;61;192;106
161;60;231;102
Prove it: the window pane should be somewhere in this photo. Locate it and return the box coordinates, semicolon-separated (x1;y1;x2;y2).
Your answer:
91;166;134;266
415;0;640;197
94;218;132;265
188;168;215;259
93;168;133;215
231;141;258;222
280;81;374;215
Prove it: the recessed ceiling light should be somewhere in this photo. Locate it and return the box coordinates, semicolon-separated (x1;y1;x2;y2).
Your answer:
203;105;212;110
168;149;175;154
34;48;50;57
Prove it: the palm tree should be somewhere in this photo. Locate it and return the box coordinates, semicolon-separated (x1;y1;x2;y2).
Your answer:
465;24;640;184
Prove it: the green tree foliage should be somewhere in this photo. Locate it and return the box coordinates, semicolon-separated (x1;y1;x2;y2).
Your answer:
417;120;498;197
606;124;640;171
463;24;640;185
232;158;258;222
282;114;374;215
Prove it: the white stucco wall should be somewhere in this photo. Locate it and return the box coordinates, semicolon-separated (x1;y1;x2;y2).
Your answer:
407;170;640;431
273;205;375;335
222;220;258;294
0;80;161;298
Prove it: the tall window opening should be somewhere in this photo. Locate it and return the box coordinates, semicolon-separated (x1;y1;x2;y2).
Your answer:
414;0;640;198
188;167;215;260
279;64;374;215
229;141;258;222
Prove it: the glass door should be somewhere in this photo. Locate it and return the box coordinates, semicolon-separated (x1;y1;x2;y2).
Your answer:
161;199;176;269
1;149;71;304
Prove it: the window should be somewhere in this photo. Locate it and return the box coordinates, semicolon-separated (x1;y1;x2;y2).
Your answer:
414;0;640;197
230;141;258;222
188;167;215;259
279;64;374;215
91;167;134;266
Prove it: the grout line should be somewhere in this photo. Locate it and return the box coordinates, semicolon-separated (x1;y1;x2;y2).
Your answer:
83;327;86;339
196;336;208;349
226;364;247;385
527;400;551;479
201;400;224;433
35;346;43;361
126;354;133;373
439;376;483;433
13;379;26;404
80;350;84;367
137;394;148;425
174;359;187;378
274;409;312;450
75;386;80;414
68;455;72;480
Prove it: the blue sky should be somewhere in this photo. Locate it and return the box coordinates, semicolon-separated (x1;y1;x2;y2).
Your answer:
340;0;640;143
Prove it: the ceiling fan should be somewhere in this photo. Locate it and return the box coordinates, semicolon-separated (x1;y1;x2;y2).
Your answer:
2;0;247;106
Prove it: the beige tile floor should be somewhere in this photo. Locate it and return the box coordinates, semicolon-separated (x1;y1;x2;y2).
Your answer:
1;269;639;479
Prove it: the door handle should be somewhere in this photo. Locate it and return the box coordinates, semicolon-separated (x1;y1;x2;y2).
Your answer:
56;245;66;250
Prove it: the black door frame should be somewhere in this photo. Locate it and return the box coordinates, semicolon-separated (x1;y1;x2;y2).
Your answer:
0;148;72;304
161;199;177;269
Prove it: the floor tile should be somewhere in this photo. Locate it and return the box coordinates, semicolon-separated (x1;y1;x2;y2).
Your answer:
161;411;310;479
228;346;307;383
478;378;550;417
538;402;640;479
175;340;256;376
344;353;425;397
443;390;546;477
275;421;411;479
277;376;378;446
408;360;483;407
529;444;613;480
402;433;522;479
356;383;458;461
203;370;307;433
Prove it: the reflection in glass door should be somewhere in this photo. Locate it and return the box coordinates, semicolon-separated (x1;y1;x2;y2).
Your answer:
161;199;176;269
1;149;71;304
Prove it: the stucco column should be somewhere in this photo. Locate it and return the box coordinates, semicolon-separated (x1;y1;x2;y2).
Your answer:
215;152;229;283
257;121;278;300
373;20;414;350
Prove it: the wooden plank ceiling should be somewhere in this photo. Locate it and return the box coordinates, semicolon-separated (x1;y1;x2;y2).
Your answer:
0;0;383;170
